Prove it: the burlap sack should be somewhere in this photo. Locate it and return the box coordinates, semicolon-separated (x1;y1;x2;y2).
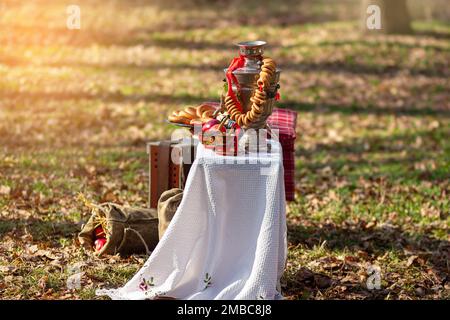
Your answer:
157;188;183;239
78;203;159;256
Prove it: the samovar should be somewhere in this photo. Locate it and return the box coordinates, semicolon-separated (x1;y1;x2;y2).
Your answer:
222;40;281;128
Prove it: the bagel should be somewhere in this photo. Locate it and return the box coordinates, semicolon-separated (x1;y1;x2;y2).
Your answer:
202;110;214;119
168;114;191;125
184;106;198;118
190;119;203;126
179;110;196;120
196;104;216;117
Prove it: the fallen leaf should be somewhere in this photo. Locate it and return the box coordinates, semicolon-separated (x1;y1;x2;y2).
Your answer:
344;255;360;266
340;275;356;283
50;259;63;267
415;287;425;296
0;185;11;195
357;250;369;259
319;256;342;270
338;285;347;292
365;221;377;229
406;255;419;267
101;190;117;203
36;249;58;260
38;276;48;291
314;274;332;289
28;244;39;254
0;265;17;274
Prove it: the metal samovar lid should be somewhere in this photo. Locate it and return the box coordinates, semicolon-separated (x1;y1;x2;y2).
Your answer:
237;40;266;55
234;40;266;74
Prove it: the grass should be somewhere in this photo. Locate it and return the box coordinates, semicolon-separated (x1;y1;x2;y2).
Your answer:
0;0;449;299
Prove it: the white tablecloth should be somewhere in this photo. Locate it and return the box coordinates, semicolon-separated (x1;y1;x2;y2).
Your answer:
97;141;287;300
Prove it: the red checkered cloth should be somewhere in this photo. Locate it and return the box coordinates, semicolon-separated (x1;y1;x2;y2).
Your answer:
267;108;298;201
267;107;297;139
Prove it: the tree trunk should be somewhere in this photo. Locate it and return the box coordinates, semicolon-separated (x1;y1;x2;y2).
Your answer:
362;0;412;34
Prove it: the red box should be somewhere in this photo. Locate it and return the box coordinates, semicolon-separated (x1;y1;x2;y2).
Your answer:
267;108;298;201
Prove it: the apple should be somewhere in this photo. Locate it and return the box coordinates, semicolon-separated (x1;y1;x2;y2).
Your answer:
200;120;225;146
94;226;105;238
201;119;220;133
209;123;227;133
94;238;107;251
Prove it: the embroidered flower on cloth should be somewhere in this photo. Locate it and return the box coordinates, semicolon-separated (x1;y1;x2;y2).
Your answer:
139;277;154;291
203;273;212;290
